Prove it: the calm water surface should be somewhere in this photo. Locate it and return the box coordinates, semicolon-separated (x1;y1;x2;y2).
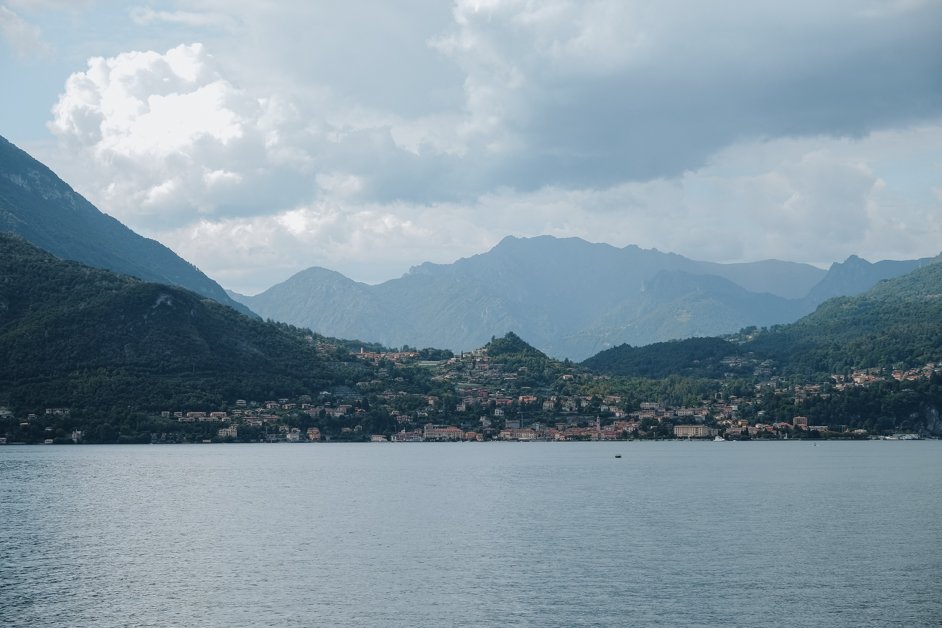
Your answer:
1;441;940;627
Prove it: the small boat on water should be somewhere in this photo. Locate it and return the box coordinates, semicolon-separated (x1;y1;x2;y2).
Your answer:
713;435;726;442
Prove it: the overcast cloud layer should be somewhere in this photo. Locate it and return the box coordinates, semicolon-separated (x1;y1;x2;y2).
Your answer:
3;1;941;292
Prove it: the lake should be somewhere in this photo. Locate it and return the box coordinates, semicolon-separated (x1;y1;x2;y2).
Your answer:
1;441;940;627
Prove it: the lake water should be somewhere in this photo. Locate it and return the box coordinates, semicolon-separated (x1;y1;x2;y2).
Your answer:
1;441;940;627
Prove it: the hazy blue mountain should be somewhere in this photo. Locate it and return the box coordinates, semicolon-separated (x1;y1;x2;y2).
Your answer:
0;135;252;316
554;270;808;359
239;235;920;360
233;266;396;341
697;259;825;299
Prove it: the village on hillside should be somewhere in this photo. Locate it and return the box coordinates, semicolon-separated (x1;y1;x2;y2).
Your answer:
7;342;936;444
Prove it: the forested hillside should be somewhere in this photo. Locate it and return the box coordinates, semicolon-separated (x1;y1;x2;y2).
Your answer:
0;234;358;415
748;260;942;375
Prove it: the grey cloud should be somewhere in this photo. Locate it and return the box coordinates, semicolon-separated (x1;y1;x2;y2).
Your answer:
453;1;942;194
221;1;940;206
197;0;464;118
50;2;942;208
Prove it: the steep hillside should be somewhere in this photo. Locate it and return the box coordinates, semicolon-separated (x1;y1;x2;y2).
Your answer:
749;259;942;374
584;258;942;378
0;234;358;415
0;135;252;316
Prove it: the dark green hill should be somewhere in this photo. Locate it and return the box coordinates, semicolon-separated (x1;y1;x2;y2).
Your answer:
0;234;349;415
0;135;252;316
484;332;547;358
582;337;747;379
584;259;942;378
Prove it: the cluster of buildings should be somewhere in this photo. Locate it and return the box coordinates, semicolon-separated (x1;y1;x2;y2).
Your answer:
145;347;921;442
831;363;941;391
6;346;936;445
371;407;865;444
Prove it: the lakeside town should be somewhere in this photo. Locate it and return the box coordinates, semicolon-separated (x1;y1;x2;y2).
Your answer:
3;341;937;445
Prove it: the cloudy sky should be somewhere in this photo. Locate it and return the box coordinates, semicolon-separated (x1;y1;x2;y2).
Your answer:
2;1;941;293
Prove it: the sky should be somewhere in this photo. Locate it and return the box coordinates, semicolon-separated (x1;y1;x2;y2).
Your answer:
1;1;941;294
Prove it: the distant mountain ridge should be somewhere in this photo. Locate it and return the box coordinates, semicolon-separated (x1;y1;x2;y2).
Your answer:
0;135;252;316
233;235;935;360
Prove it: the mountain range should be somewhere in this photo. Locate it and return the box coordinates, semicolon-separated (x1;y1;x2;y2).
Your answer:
0;135;251;316
233;235;934;360
2;134;935;364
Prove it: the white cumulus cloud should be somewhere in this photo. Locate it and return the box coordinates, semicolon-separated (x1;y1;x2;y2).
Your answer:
46;43;302;227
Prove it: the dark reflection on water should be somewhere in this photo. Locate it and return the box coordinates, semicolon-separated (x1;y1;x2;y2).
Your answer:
1;441;940;627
